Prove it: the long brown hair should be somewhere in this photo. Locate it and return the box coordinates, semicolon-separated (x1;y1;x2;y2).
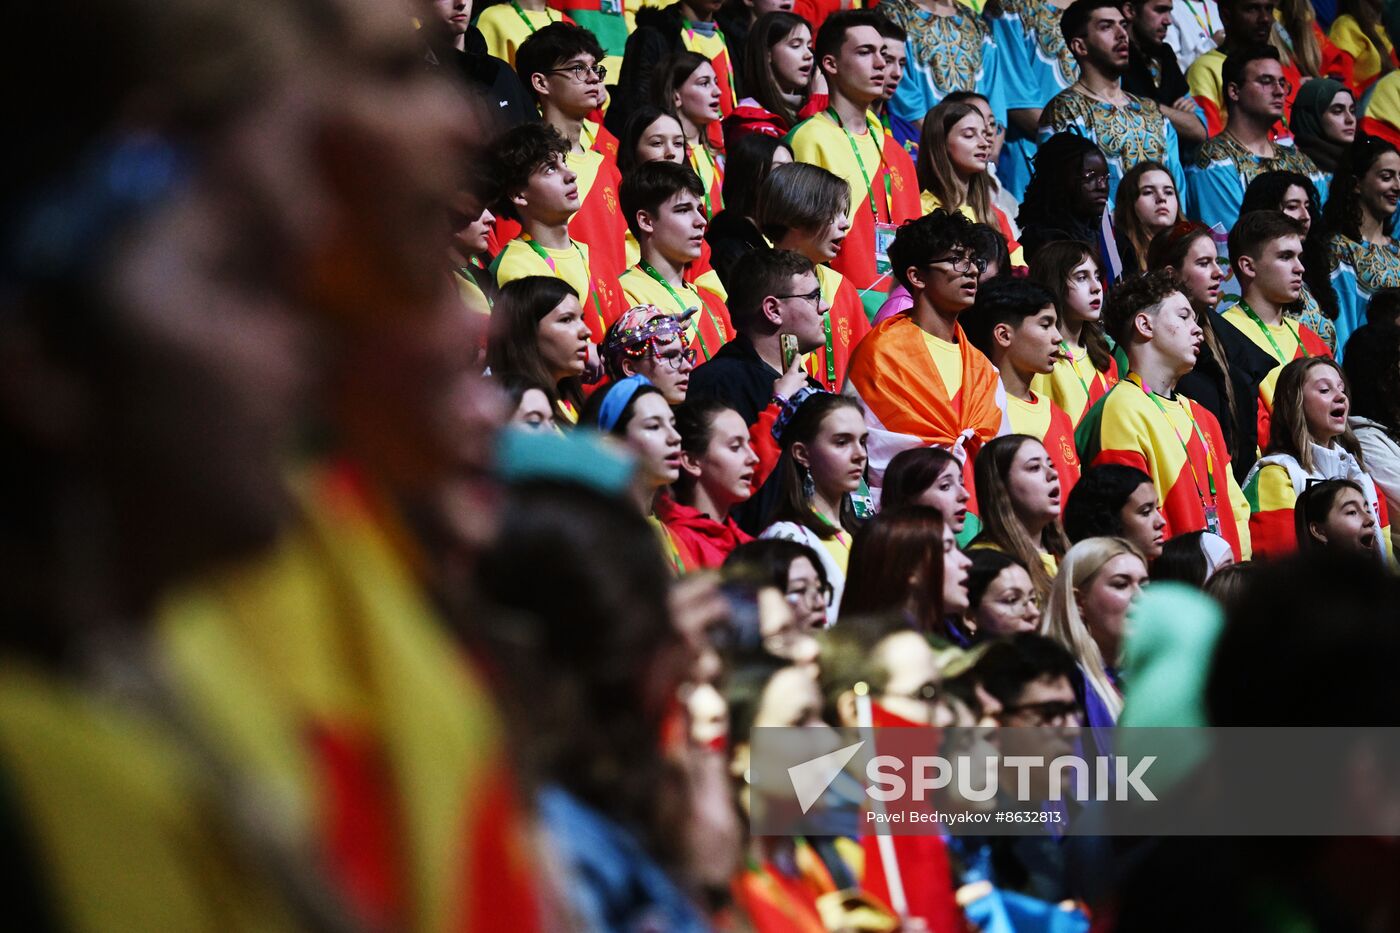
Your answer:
1113;160;1177;274
839;506;946;634
487;276;584;415
768;393;864;537
1028;240;1113;373
1267;357;1367;471
740;12;812;129
1277;0;1324;76
973;435;1069;601
916;100;995;226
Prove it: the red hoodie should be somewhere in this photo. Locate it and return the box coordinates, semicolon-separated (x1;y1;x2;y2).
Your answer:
655;496;752;570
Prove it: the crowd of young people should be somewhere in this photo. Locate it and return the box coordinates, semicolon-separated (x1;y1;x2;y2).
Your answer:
4;0;1400;929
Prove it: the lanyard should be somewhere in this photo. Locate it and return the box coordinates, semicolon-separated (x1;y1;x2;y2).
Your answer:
1058;341;1096;402
825;108;890;229
638;261;720;361
1179;0;1215;38
1125;372;1217;506
524;236;607;334
1238;301;1307;364
509;1;555;34
814;306;836;389
688;145;716;216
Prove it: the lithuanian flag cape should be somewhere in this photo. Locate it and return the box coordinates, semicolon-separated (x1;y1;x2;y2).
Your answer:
1076;382;1252;559
1242;452;1395;563
565;148;629;285
845;313;1007;486
156;466;542;933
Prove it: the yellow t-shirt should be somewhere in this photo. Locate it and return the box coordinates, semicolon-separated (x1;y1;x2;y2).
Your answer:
921;330;963;397
791;111;884;226
1006;390;1053;441
493;237;608;336
821;527;852;576
1029;342;1109;426
476;3;567;67
454;268;490;315
1330;16;1396;88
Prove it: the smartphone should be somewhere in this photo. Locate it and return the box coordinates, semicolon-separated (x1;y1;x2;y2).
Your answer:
780;332;799;370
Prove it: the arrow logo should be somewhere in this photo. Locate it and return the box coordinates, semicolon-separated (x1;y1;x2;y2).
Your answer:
788;741;864;814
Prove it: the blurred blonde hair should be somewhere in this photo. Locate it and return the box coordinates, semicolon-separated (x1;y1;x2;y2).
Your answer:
1040;536;1146;721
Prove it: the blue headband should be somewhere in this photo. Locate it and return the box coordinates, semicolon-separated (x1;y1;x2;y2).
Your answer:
596;374;653;433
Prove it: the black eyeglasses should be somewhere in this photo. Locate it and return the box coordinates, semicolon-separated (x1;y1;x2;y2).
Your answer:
775;287;822;305
546;62;606;83
929;253;987;275
999;699;1082;726
655;347;697;371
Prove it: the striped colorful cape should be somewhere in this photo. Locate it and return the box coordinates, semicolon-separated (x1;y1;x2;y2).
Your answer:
1030;347;1119;426
155;465;542;932
1076;381;1252;559
1221;304;1331;448
845;313;1006;487
1242;451;1395;564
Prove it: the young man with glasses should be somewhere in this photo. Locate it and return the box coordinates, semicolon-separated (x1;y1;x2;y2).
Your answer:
1188;46;1328;232
513;24;628;284
1185;0;1301;136
688;248;826;491
1038;0;1187;198
845;209;1005;493
619;160;735;365
600;304;698;404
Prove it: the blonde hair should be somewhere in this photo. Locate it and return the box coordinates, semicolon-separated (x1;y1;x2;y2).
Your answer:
972;435;1070;602
1040;536;1146;721
1277;0;1324;77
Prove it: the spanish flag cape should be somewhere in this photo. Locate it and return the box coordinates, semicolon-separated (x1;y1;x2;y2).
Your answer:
1076;377;1252;560
811;264;873;394
154;465;541;933
845;313;1006;488
1242;447;1395;564
1360;71;1400;149
787;111;922;307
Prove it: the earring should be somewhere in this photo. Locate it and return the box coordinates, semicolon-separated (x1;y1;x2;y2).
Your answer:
802;465;816;501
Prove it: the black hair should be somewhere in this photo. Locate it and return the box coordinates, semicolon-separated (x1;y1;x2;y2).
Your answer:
973;632;1081;707
967;222;1013;279
487;276;583;415
887;208;978;291
814;9;887;68
874;15;907;41
1324;134;1400;242
1240;171;1338;321
724;537;831;590
1064;464;1155;542
726;247;816;332
721;132;791;220
880;446;961;513
486;122;571;221
1060;0;1127;45
965;549;1030;614
673;396;737;457
1227;209;1306;279
618;158;706;237
1342;321;1400;436
961;278;1059;358
1221;43;1281;103
1150;530;1210;586
1016;132;1109;231
766;392;864;537
578;378;667;436
514;22;606;104
725;652;794;745
1367;287;1400;327
1294;478;1368;555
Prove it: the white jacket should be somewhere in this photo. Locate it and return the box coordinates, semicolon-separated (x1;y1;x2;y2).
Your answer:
760;521;845;627
1349;417;1400;558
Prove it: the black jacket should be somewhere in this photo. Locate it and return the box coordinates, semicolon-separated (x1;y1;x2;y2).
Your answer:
449;27;535;130
704;211;767;292
1178;309;1279;481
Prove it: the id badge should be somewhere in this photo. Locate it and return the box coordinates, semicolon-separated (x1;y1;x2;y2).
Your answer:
1203;504;1221;536
874;222;897;276
852;477;876;519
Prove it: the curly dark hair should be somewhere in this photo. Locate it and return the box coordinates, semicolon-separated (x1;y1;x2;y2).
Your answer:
887;208;977;290
1240;171;1338;320
485;122;570;221
1102;269;1186;347
1016;132;1106;231
1323;133;1400;242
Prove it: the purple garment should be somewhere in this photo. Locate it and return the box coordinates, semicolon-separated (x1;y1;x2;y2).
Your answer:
872;285;913;326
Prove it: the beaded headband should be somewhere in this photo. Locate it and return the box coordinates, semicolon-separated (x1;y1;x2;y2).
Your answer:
771;387;828;443
602;304;695;363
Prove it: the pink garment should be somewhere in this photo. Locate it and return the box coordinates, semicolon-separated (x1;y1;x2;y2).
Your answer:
872;285;913;326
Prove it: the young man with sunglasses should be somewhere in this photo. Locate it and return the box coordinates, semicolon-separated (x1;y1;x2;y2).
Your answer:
619;161;735;364
513;24;628;282
1188;45;1328;232
845;209;1005;491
